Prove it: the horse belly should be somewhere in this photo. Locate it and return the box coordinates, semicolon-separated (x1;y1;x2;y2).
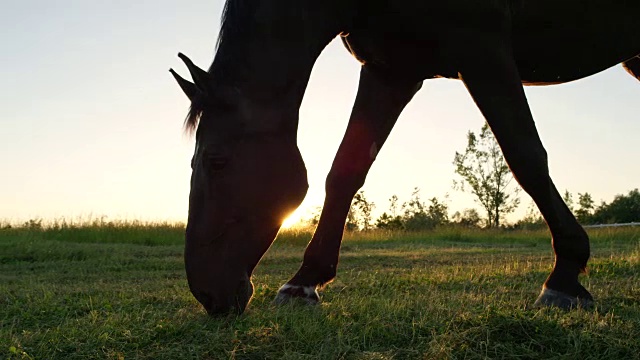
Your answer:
343;11;486;79
512;0;640;84
344;1;639;84
342;32;460;80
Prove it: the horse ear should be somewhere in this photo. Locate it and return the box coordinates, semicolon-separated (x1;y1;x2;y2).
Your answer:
178;52;213;94
169;68;198;101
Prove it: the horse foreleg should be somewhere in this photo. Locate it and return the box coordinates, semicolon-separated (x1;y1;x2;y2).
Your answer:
622;55;640;81
458;37;594;310
274;66;422;305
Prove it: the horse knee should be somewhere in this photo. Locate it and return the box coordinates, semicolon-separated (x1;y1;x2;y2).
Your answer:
325;168;368;197
505;143;549;191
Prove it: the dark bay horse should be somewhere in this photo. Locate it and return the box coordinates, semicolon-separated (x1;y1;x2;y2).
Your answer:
170;0;640;315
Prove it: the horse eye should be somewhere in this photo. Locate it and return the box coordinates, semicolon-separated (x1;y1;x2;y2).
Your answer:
207;156;228;172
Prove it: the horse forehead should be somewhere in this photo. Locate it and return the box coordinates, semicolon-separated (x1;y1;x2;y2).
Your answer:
195;122;242;151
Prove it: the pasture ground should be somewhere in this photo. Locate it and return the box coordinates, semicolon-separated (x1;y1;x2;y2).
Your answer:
1;223;639;359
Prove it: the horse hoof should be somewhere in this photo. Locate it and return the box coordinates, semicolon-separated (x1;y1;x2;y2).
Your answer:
533;287;594;310
273;284;320;306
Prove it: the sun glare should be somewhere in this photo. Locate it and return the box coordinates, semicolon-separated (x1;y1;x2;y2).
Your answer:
281;214;301;229
281;207;310;228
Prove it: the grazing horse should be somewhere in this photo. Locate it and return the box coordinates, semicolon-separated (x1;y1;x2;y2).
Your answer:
170;0;640;315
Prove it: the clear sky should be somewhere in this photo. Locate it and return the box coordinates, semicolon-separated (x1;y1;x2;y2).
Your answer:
1;1;639;226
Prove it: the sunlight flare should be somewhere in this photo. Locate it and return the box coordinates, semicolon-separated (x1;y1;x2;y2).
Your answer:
281;213;302;229
280;207;310;229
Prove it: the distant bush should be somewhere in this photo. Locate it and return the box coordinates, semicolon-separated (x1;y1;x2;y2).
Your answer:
372;188;450;232
591;189;640;224
451;208;482;228
562;189;640;225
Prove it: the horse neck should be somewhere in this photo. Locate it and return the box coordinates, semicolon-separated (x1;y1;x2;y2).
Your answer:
209;1;348;108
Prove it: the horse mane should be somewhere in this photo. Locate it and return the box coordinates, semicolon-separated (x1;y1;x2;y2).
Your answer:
184;0;256;134
184;97;203;135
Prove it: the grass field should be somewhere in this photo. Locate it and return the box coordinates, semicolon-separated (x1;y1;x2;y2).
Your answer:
1;222;639;359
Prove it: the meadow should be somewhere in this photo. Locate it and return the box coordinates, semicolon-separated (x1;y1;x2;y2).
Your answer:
1;221;639;359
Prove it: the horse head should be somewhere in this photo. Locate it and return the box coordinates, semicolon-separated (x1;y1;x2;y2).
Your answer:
170;53;308;315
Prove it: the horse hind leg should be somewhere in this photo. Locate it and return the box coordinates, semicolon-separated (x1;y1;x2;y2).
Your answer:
622;55;640;81
274;66;422;305
459;35;594;310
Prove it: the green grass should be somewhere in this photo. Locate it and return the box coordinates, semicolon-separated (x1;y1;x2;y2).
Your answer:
1;222;639;359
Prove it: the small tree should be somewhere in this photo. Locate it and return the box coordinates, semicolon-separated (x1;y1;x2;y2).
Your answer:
305;206;322;228
375;212;404;230
389;195;400;217
401;188;449;231
376;195;404;230
453;123;521;227
346;205;358;231
575;192;595;224
346;190;375;231
401;188;430;231
563;190;575;213
452;208;482;228
426;196;449;226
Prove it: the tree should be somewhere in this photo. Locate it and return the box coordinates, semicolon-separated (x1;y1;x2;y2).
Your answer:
401;187;449;231
305;206;322;228
345;205;358;231
563;190;575;213
592;189;640;224
453;123;521;227
425;196;449;226
575;192;595;224
375;195;404;230
375;212;404;230
451;208;482;228
346;190;375;231
389;195;400;217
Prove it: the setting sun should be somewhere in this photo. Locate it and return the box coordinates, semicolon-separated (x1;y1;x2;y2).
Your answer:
280;206;309;228
280;215;299;228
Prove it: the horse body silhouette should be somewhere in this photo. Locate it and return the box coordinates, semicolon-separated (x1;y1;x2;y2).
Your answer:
170;0;640;315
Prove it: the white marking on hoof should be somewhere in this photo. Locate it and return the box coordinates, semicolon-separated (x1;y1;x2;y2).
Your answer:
303;285;318;298
277;283;295;294
534;287;593;310
274;284;320;305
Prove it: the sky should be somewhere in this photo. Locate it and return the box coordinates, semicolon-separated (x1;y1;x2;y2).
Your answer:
1;1;639;226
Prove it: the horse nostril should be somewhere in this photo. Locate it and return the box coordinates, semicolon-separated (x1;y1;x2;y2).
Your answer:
192;291;215;312
193;286;251;316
